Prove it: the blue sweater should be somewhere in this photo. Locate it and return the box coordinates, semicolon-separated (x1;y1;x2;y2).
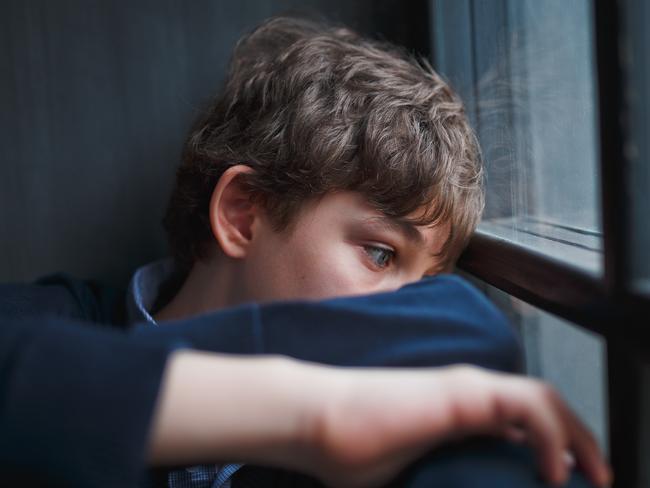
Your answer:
0;273;522;487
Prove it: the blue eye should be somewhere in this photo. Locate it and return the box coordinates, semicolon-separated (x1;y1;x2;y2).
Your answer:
363;245;395;269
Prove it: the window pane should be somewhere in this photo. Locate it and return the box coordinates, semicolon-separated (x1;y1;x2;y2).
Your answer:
433;0;602;274
462;274;609;452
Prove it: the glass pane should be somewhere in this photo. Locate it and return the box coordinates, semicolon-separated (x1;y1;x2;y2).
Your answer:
433;0;602;274
462;274;609;452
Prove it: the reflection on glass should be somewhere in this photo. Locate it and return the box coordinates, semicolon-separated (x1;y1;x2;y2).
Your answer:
433;0;602;274
464;275;609;452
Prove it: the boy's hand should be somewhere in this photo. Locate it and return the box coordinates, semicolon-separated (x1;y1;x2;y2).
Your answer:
302;364;612;488
149;352;611;488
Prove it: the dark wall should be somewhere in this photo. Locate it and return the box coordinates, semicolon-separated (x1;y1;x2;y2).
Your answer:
0;0;429;286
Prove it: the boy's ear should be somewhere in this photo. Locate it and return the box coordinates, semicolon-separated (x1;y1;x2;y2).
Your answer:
209;165;258;259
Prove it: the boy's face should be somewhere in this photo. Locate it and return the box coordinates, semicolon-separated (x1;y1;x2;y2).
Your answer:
240;191;449;303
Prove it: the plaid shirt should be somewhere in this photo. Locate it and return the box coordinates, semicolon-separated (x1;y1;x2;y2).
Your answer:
127;260;244;488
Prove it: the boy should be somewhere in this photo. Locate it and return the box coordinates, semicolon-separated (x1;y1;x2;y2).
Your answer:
121;16;606;488
0;16;609;488
126;15;489;485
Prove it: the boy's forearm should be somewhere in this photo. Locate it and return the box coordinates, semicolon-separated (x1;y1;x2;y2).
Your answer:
145;351;611;488
146;350;324;470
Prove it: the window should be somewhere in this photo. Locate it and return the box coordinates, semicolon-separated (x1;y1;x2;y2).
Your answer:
432;1;650;486
434;0;601;274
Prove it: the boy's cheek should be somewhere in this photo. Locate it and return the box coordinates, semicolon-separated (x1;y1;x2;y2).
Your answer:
292;245;388;297
289;258;400;301
244;244;378;302
244;215;404;302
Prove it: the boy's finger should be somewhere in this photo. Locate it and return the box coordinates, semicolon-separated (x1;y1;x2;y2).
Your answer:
484;422;526;444
502;424;527;444
498;379;569;486
563;450;576;469
525;388;570;486
558;400;612;487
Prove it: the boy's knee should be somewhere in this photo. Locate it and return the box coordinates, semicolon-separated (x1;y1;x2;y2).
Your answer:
387;438;596;488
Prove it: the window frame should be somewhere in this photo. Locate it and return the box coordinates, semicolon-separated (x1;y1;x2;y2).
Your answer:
431;1;650;486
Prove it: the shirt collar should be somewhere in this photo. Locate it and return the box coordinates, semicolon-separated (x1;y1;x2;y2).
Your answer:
126;258;175;326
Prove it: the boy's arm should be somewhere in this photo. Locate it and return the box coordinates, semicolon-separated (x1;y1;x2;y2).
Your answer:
0;318;609;488
134;274;523;373
0;274;518;487
150;350;610;488
0;317;171;487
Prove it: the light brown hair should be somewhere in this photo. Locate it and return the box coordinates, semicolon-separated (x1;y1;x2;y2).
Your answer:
163;16;483;272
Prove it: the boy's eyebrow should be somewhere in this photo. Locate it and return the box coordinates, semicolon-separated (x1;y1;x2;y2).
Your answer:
362;216;425;245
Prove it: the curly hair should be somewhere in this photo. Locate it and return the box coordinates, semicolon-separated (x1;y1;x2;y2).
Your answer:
163;16;483;273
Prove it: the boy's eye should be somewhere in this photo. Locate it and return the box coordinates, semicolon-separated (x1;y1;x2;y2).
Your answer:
363;245;395;269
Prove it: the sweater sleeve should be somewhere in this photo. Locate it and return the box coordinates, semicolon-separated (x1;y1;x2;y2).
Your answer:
0;317;173;488
0;273;521;487
133;274;523;373
258;274;523;372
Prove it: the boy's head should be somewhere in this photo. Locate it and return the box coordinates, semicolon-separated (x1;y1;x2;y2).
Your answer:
162;17;483;305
